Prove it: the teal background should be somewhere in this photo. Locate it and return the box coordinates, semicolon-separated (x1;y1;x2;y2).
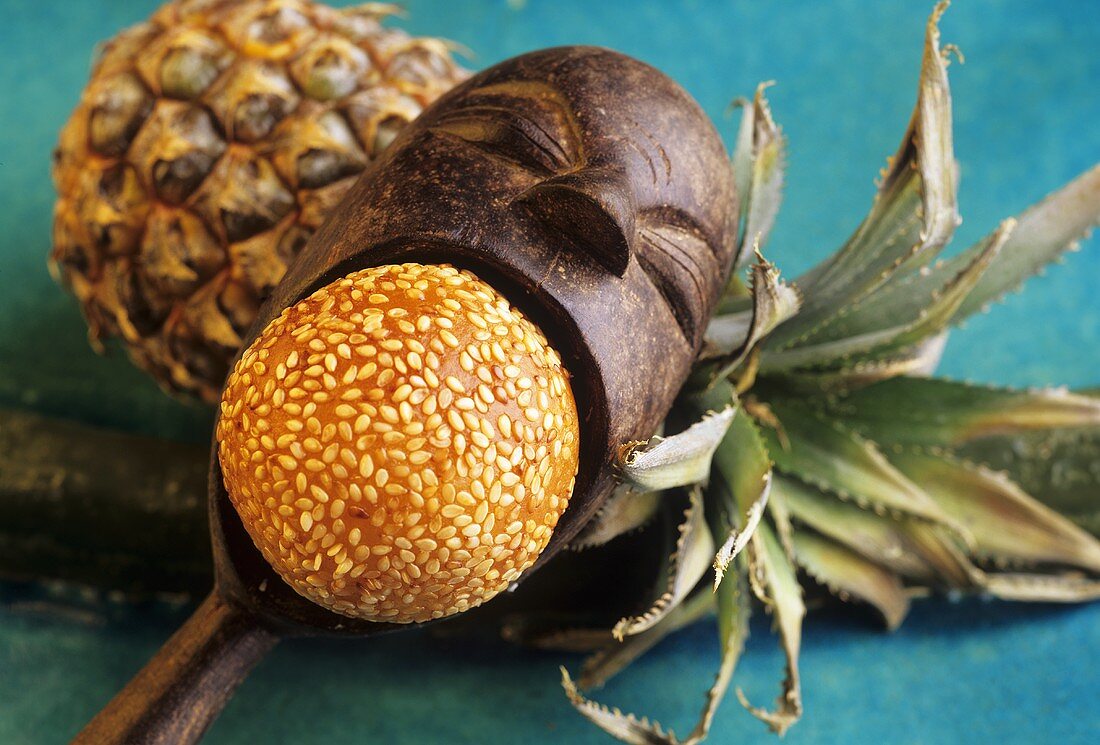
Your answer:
1;0;1098;743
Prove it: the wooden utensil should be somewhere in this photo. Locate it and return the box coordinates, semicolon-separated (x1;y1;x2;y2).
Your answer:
74;46;736;744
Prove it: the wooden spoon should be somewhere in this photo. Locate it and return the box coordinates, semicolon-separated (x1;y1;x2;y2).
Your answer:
74;45;736;744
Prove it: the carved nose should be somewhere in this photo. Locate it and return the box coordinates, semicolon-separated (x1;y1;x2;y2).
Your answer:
216;262;580;624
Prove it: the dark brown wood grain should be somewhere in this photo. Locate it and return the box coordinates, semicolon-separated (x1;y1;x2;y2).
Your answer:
80;46;737;742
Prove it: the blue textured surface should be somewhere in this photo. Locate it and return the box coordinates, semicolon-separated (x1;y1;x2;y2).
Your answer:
0;1;1098;743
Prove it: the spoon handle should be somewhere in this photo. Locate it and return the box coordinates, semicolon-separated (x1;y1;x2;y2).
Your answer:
73;591;278;744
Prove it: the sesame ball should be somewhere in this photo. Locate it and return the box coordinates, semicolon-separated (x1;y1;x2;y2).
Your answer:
217;263;580;623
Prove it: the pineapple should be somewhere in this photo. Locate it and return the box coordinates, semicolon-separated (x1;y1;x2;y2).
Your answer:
49;0;467;403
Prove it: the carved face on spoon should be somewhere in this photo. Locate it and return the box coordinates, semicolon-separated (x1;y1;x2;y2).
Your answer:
212;46;737;633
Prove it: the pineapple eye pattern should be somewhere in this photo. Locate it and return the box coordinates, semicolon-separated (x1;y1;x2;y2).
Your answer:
129;101;227;205
85;72;154;158
50;1;469;402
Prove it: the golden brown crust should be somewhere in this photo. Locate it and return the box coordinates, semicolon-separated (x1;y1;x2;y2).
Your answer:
217;263;579;623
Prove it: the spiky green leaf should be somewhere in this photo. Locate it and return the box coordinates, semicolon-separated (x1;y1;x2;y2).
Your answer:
829;377;1100;447
702;309;752;360
561;668;678;745
951;163;1100;323
711;476;769;591
976;571;1100;603
731;94;756;229
620;409;736;491
678;568;753;744
900;522;1100;601
775;333;947;393
731;83;786;270
790;529;909;630
775;475;937;581
560;574;750;745
889;448;1100;572
613;488;714;640
703;252;800;377
737;521;804;734
760;221;1009;371
707;396;775;589
762;398;966;533
957;427;1100;537
768;1;958;349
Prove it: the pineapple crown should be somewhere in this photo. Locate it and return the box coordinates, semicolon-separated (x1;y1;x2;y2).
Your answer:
541;4;1100;742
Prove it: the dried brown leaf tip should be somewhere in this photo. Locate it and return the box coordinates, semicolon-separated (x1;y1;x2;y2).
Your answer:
551;3;1100;742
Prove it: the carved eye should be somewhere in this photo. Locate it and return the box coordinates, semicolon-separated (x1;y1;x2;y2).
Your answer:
635;212;721;345
515;169;635;277
433;106;574;174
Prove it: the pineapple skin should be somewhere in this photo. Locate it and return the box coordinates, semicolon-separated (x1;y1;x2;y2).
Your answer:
50;0;467;403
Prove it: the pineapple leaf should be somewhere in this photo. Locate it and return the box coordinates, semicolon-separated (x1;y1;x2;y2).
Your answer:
709;403;774;590
775;475;936;581
888;448;1100;572
561;668;679;745
570;484;663;550
762;398;969;535
711;477;769;592
760;220;1010;372
904;522;1100;601
737;521;804;735
828;377;1100;447
775;333;947;393
731;83;786;271
679;566;754;745
767;479;797;562
500;618;616;653
580;589;714;690
702;251;800;377
768;1;958;349
562;570;752;745
702;309;752;360
898;521;976;588
950;163;1100;324
789;529;909;630
612;488;714;640
731;95;755;227
976;572;1100;603
957;427;1100;537
619;408;736;491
